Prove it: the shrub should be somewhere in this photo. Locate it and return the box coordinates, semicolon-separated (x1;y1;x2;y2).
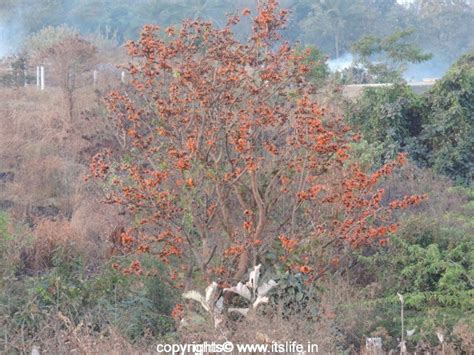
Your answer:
346;83;425;167
0;230;175;353
348;168;474;351
420;50;474;184
346;50;474;184
91;0;424;293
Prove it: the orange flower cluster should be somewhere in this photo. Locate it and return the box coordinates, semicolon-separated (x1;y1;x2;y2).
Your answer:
122;260;143;276
279;235;298;252
171;303;184;321
390;194;428;209
299;265;313;274
224;245;244;257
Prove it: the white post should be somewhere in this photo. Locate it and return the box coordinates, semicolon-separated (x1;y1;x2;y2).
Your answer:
36;66;40;88
93;70;98;85
24;70;28;87
121;71;125;84
40;66;45;91
366;337;383;355
398;293;406;355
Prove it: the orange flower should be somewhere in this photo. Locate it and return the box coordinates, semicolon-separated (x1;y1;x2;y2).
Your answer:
211;266;226;275
243;220;253;232
253;239;263;247
185;177;194;187
224;245;244;256
171;303;184;320
299;265;313;274
279;235;298;252
177;158;190;170
120;232;134;245
137;244;150;253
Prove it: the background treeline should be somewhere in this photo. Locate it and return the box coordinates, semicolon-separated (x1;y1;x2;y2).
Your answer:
1;0;473;76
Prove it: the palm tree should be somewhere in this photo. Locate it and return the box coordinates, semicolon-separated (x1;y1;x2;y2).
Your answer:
298;0;369;59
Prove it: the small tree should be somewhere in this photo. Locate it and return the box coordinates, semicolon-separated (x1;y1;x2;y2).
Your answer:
91;0;425;289
420;50;474;184
26;26;97;121
345;29;432;83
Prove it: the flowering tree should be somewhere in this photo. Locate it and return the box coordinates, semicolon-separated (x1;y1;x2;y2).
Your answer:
91;0;425;288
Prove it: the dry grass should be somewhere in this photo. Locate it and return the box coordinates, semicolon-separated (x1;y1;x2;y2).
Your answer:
4;314;148;355
0;80;123;220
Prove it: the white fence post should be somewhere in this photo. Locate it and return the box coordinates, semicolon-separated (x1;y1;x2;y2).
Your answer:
121;71;125;84
93;70;98;85
366;337;383;355
40;66;45;91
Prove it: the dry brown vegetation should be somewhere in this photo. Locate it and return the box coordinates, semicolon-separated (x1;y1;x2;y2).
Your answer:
0;75;128;268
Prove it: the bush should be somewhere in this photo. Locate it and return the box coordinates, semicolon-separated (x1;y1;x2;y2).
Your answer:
0;212;176;352
346;51;474;184
347;83;425;167
349;170;474;352
1;252;176;351
420;51;474;184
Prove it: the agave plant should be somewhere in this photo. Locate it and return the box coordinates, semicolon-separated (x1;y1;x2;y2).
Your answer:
182;282;224;328
181;264;277;329
224;264;278;316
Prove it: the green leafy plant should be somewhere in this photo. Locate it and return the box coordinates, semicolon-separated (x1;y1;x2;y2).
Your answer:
346;83;425;166
419;50;474;184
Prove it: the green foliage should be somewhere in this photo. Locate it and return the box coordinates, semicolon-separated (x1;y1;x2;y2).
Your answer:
353;30;432;65
413;0;474;63
346;139;386;172
356;186;474;349
0;211;8;240
298;46;329;86
0;216;176;349
298;0;372;58
0;212;31;283
347;30;432;83
266;270;319;319
0;56;31;87
347;83;425;165
419;51;474;184
1;256;176;345
347;51;474;183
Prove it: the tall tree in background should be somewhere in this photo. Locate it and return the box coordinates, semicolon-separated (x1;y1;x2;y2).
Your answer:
298;0;370;58
348;29;432;83
411;0;474;62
